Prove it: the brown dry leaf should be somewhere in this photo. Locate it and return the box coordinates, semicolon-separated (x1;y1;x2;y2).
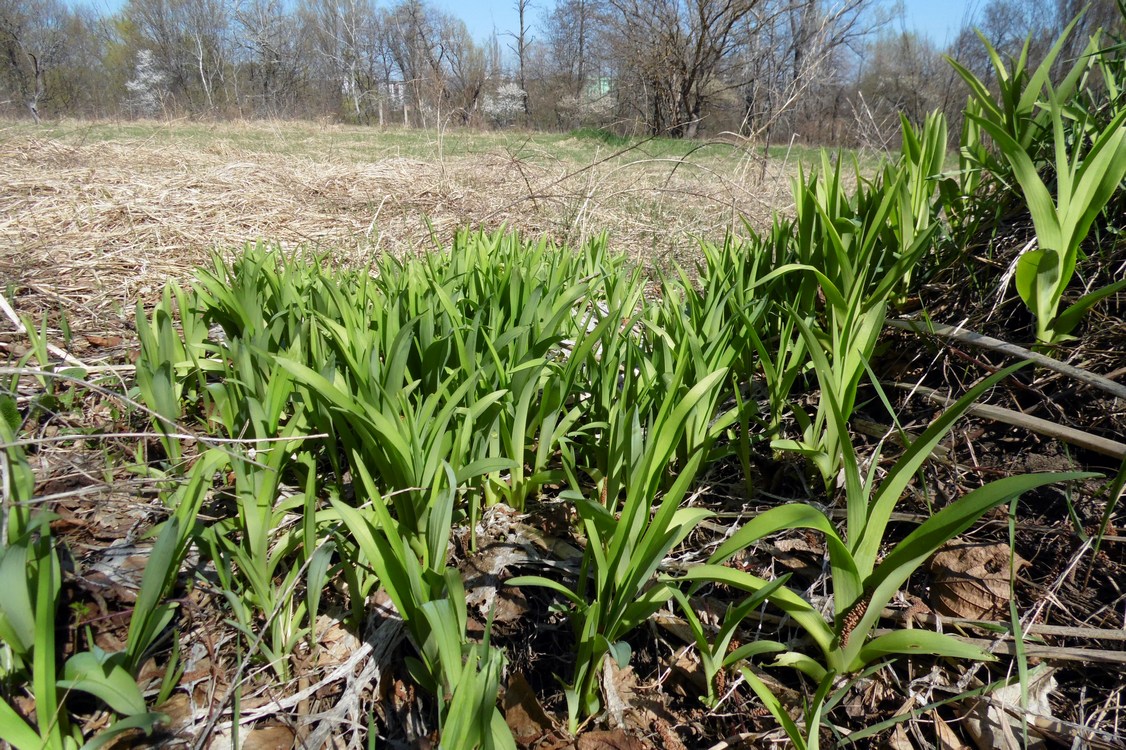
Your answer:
314;615;360;668
576;729;651;750
155;693;195;733
206;724;296;750
241;725;296;750
504;672;554;746
886;724;915;750
601;658;638;729
666;649;707;697
463;542;530;626
85;334;123;348
961;664;1057;750
929;541;1027;620
933;711;971;749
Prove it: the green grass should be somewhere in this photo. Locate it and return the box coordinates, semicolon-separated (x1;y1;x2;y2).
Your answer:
0;117;833;170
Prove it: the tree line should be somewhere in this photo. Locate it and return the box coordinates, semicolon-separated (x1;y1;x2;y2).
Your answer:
1;0;1121;145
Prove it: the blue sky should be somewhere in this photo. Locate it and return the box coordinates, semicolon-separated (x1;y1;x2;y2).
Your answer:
898;0;976;44
74;0;979;47
445;0;979;46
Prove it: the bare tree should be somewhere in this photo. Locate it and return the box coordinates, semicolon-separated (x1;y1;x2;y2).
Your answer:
234;0;310;116
541;0;608;127
547;0;597;99
738;0;884;142
303;0;384;120
121;0;233;113
853;29;943;145
606;0;761;137
381;0;484;128
0;0;68;122
505;0;533;118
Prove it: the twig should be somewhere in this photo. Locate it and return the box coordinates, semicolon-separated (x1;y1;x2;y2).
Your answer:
889;319;1126;401
896;382;1126;460
881;609;1126;641
874;629;1126;666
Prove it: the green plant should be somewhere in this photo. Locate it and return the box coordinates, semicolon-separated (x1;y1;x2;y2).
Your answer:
666;364;1097;746
758;155;937;483
973;96;1126;345
0;407;164;749
946;15;1095;185
125;449;227;673
509;365;731;731
332;464;515;748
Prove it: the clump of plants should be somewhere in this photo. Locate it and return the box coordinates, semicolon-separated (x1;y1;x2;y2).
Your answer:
1;7;1124;748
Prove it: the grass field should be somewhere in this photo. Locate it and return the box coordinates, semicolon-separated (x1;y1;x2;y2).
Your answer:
1;119;818;266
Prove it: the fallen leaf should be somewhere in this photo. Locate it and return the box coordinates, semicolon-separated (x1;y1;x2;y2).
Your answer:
314;615;360;668
206;724;296;750
462;541;531;625
155;693;195;733
929;541;1027;620
666;649;706;697
504;672;553;745
86;335;124;348
576;729;650;750
601;658;637;729
886;724;915;750
962;664;1057;750
934;710;971;749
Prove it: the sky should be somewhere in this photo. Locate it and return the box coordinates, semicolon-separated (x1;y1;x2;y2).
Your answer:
73;0;981;48
443;0;980;47
898;0;976;45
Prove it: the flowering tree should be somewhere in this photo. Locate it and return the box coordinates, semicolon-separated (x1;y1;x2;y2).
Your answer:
483;81;525;126
125;49;167;117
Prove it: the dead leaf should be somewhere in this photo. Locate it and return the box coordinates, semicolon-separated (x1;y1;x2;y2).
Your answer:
601;658;637;729
314;615;361;668
206;724;296;750
666;649;706;697
929;541;1027;620
886;724;915;750
504;672;554;745
933;711;970;749
576;729;650;750
961;665;1057;750
155;693;194;731
85;335;124;348
459;532;531;626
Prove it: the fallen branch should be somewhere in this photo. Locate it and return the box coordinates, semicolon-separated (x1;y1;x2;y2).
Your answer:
889;319;1126;402
873;628;1126;665
897;382;1126;460
882;609;1126;641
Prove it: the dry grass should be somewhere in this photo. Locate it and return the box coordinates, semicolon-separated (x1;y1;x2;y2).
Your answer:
0;118;803;342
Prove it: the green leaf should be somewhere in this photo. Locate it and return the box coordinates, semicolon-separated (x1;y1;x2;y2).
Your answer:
61;650;148;716
0;395;20;434
671;565;834;656
846;471;1097;668
1053;277;1126;339
608;640;632;670
0;540;35;654
740;666;807;750
852;362;1030;574
0;697;43;750
506;575;587;609
857;630;995;663
770;652;829;682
